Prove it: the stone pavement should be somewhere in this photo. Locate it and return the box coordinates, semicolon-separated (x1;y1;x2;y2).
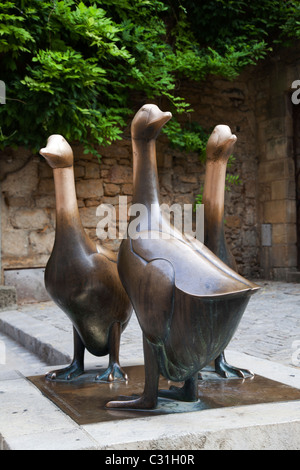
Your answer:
0;279;300;450
0;280;299;372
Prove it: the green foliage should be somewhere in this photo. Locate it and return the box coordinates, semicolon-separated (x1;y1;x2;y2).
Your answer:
225;155;242;192
194;189;203;209
1;0;300;154
0;0;176;153
163;119;208;159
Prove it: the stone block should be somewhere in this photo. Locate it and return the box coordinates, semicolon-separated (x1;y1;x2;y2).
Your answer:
224;215;242;229
84;163;100;179
99;141;130;159
287;270;300;283
258;183;271;202
74;165;85;178
2;161;38;197
242;229;257;247
265;138;289;162
79;207;98;229
4;268;50;303
11;209;50;230
0;286;17;310
35;195;56;209
38;178;55;195
272;224;297;245
76;179;103;199
84;199;101;207
245;180;257;199
106;166;132;184
5;197;33;208
180;174;198;184
2;230;29;257
271;180;296;200
264;200;296;224
271;244;298;268
122;183;133;195
267;95;288;120
258;160;285;183
160;173;173;193
263;117;289;140
101;158;115;166
261;224;272;247
102;196;120;206
29;231;55;255
285;157;296;179
271;245;288;268
272;267;289;281
38;162;53;178
104;183;120;196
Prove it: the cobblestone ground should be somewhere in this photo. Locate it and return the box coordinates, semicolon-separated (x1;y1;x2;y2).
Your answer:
0;280;299;374
229;281;300;368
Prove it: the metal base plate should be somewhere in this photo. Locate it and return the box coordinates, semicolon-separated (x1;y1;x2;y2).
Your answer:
28;365;300;425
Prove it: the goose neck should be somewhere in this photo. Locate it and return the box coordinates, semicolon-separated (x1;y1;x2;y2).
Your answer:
132;138;160;209
202;159;227;220
52;166;85;236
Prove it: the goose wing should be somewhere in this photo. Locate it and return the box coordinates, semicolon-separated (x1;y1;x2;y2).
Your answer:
132;232;257;298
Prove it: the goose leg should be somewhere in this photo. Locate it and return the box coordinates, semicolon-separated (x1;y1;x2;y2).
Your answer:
105;334;159;409
214;352;254;379
45;327;85;381
159;373;199;402
95;322;128;382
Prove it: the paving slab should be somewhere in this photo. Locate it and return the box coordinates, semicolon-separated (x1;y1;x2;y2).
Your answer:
0;280;299;450
1;352;300;450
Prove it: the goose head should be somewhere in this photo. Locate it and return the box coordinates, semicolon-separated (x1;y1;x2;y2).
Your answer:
131;104;172;141
39;134;73;169
206;125;237;162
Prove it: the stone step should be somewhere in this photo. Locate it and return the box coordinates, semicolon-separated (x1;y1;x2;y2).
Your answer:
0;286;17;311
0;309;71;365
287;270;300;283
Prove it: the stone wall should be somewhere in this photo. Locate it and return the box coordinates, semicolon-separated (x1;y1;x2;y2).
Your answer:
178;74;260;278
255;49;299;280
1;46;299;284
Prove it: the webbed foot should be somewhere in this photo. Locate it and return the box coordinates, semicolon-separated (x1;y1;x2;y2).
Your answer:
159;374;198;402
45;361;84;381
95;362;128;383
106;394;157;410
215;353;254;379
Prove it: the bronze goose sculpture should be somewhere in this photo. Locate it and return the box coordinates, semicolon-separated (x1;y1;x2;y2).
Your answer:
106;104;259;410
202;124;254;378
39;135;132;382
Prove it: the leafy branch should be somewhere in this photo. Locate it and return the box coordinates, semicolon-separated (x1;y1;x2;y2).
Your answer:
1;0;300;155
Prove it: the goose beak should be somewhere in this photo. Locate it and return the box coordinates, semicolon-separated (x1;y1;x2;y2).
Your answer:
39;147;52;159
40;135;62;159
149;111;172;129
223;134;237;146
39;135;73;168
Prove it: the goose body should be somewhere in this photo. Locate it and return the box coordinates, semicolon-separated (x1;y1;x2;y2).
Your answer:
202;125;256;378
106;105;259;410
40;135;132;382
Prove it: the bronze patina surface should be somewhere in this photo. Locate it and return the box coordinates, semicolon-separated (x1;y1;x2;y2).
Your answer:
107;104;259;410
202;125;255;379
28;366;300;425
39;135;133;383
